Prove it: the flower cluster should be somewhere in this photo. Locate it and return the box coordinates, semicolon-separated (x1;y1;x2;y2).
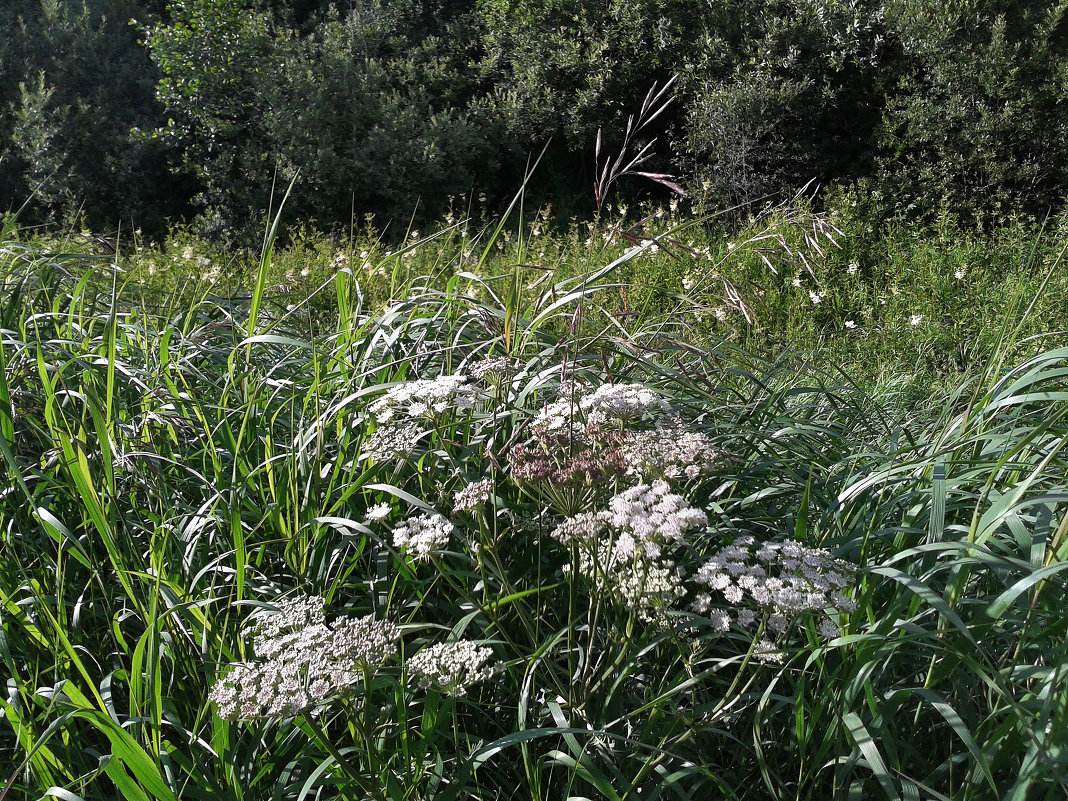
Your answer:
508;434;627;489
362;420;424;462
466;356;518;385
620;421;719;481
606;480;708;559
580;383;671;426
453;479;494;512
692;536;855;637
370;375;477;423
209;596;400;721
393;513;455;559
569;541;687;628
406;641;499;697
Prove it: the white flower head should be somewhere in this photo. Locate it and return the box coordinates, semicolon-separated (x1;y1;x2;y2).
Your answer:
393;513;454;560
454;479;493;512
406;641;499;697
365;503;391;523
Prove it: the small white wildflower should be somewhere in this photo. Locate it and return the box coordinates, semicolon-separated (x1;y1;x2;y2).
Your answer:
791;277;802;288
580;383;671;425
406;641;499;697
371;375;477;423
844;320;856;330
365;503;391;523
393;513;454;560
910;313;923;327
954;268;965;280
621;420;719;480
362;421;424;461
605;480;708;559
454;479;493;512
809;290;824;305
847;262;859;275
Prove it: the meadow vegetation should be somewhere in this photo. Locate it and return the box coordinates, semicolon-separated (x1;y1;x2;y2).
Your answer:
1;193;1067;799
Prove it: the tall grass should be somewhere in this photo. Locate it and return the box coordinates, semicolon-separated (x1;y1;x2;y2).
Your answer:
1;212;1066;800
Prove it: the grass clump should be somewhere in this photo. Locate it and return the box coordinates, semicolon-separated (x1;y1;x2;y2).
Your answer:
0;208;1066;800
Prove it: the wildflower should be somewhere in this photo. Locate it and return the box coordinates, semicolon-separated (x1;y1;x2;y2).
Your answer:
605;480;707;559
620;420;719;481
393;513;454;560
909;313;923;327
406;641;499;697
454;479;493;512
569;540;687;628
808;290;824;305
791;277;802;288
954;268;965;280
370;375;477;423
365;503;391;523
847;262;859;275
844;320;856;330
209;596;400;721
467;356;517;384
362;421;424;462
691;537;855;632
580;383;671;426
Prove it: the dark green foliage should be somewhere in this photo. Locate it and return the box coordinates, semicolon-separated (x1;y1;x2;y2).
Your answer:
4;0;1068;235
870;0;1068;223
0;0;188;235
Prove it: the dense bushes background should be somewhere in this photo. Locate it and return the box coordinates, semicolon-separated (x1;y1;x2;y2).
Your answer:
3;0;1068;238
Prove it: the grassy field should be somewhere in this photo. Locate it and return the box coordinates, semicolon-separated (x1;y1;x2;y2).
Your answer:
1;201;1067;800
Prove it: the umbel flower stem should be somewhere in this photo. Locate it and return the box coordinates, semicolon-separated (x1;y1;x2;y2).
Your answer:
298;713;388;801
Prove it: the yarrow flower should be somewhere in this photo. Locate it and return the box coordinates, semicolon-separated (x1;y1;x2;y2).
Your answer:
454;479;493;512
393;513;454;560
406;641;499;697
209;596;400;721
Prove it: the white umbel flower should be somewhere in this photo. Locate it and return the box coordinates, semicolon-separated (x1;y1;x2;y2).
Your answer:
393;513;454;560
209;596;400;721
454;479;493;512
370;375;477;423
406;640;499;697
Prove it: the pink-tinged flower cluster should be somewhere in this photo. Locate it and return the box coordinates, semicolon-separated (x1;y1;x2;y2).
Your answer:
606;480;708;559
453;479;494;512
508;430;627;488
620;419;720;481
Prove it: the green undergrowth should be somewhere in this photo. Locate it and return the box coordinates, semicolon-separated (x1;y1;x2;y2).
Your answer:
7;195;1067;405
1;208;1066;799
